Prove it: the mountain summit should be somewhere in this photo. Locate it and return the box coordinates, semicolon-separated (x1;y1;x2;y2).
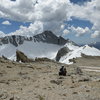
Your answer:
0;31;68;47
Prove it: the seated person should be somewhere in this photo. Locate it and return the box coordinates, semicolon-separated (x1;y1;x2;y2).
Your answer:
59;66;67;76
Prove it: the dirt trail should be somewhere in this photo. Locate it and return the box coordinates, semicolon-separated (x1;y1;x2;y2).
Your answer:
79;66;100;72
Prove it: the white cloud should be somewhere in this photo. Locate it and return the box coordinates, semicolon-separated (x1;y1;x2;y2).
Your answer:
68;26;90;37
0;0;69;22
0;0;69;35
63;29;69;35
68;0;100;38
0;0;70;34
10;21;43;36
0;0;100;38
91;31;100;38
2;20;11;25
61;25;65;30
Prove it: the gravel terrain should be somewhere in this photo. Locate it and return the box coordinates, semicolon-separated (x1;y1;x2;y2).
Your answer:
0;57;100;100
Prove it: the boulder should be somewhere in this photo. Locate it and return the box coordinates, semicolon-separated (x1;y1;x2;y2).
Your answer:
35;57;52;62
69;58;76;63
16;50;33;63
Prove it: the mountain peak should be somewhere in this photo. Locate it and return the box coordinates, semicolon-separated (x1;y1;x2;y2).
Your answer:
33;30;68;45
0;31;69;46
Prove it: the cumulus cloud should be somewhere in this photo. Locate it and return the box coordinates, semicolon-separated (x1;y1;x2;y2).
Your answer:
2;20;11;25
69;0;100;38
68;26;90;37
0;0;100;38
0;0;69;22
91;31;100;38
63;29;69;35
10;21;43;36
0;0;70;35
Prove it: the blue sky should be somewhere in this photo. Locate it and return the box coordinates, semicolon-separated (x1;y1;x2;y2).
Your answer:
70;0;91;4
64;17;97;44
0;18;30;33
0;0;100;44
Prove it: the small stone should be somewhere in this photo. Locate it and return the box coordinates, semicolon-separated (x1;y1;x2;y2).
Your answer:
86;90;90;92
72;92;78;94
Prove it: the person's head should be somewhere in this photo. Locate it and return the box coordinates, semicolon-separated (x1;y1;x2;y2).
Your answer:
62;66;64;68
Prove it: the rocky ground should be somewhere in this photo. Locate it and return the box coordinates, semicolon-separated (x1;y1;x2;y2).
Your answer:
0;56;100;100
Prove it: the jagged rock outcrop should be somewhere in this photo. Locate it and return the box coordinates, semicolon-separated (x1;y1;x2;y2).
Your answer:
56;47;70;61
0;35;25;46
16;50;33;63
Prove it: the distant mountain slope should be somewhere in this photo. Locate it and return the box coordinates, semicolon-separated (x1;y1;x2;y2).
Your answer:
89;42;100;50
59;45;100;64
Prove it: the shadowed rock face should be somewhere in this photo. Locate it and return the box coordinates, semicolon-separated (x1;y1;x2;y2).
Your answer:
56;47;70;61
0;35;26;47
16;50;33;63
34;31;68;45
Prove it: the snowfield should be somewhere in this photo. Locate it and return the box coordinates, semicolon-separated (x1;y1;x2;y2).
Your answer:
60;45;100;64
0;41;62;61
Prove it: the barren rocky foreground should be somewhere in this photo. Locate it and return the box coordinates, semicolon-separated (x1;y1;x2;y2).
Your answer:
0;56;100;100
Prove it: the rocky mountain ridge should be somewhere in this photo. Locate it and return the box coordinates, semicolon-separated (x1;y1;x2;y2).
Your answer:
0;31;70;47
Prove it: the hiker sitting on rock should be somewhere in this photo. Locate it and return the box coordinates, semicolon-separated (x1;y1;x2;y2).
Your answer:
59;66;67;76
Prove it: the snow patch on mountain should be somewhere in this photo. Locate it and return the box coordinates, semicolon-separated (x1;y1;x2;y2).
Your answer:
64;43;79;50
0;41;62;61
60;45;100;64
